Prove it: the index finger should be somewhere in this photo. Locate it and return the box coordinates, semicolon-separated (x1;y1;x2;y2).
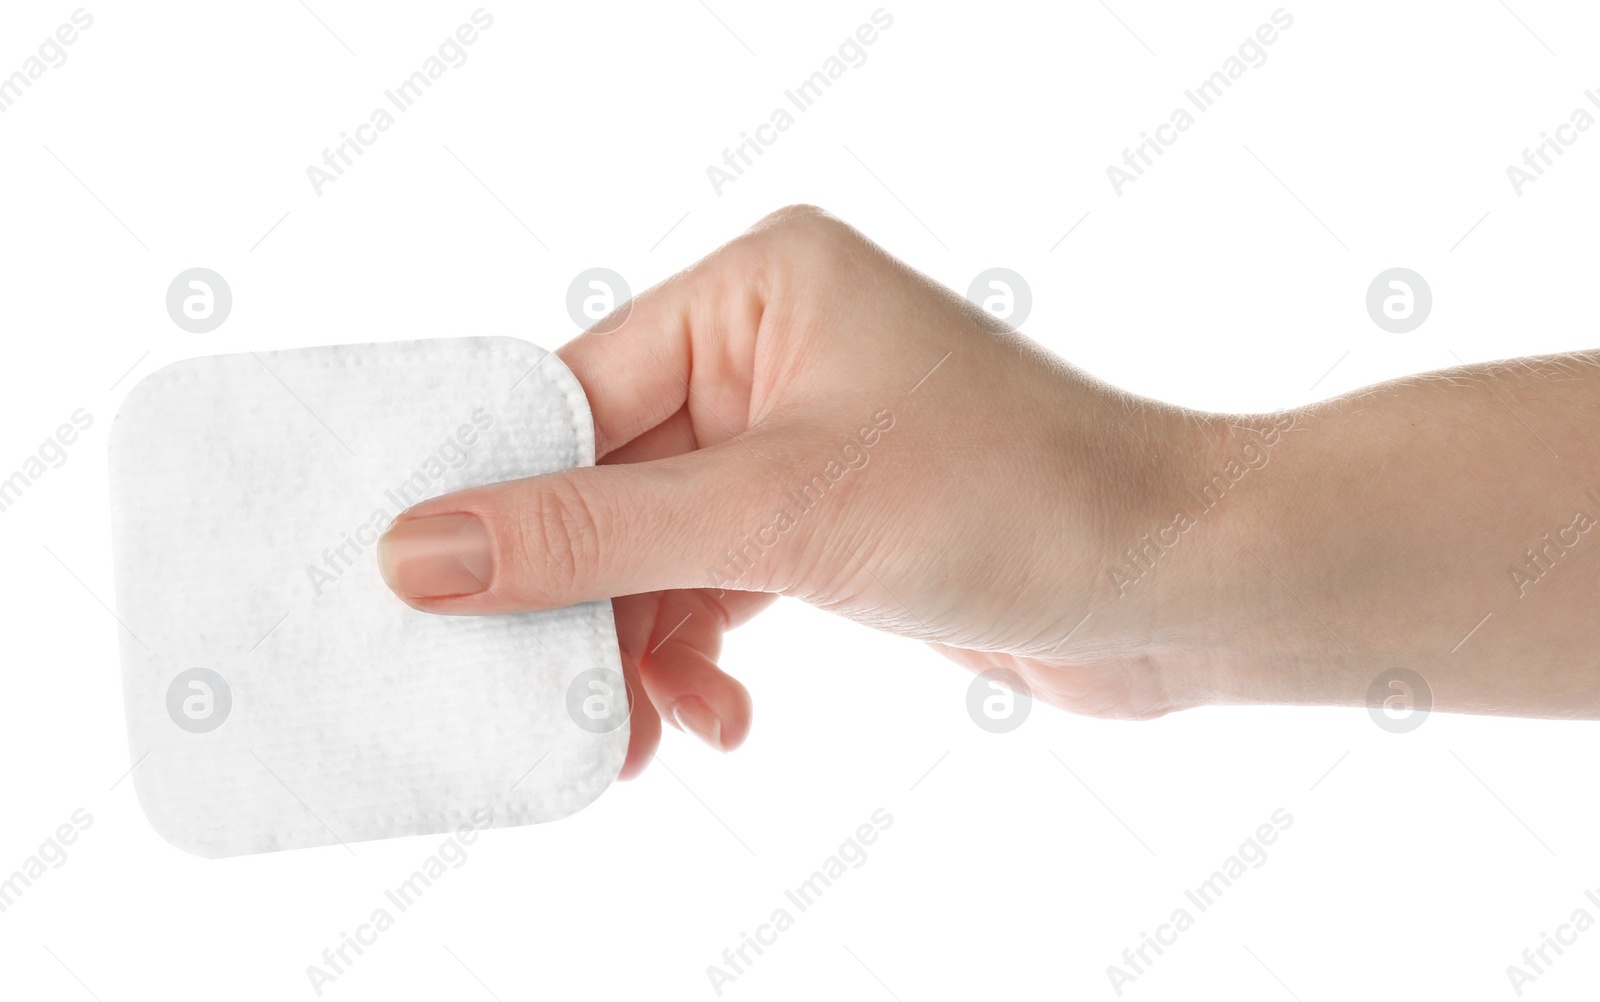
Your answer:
555;244;765;461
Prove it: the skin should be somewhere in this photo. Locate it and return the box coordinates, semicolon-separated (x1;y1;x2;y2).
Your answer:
378;204;1600;779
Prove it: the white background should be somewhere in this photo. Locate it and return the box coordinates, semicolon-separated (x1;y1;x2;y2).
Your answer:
2;1;1599;999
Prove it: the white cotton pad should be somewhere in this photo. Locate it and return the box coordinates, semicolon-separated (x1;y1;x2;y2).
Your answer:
108;337;629;858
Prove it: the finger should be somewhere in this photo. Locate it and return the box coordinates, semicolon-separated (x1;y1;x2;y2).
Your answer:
635;591;753;752
557;246;764;460
612;591;660;659
616;640;661;781
378;439;783;613
599;405;698;466
612;589;768;770
610;590;773;719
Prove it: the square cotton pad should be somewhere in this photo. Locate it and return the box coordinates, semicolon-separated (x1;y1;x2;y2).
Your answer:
108;337;628;857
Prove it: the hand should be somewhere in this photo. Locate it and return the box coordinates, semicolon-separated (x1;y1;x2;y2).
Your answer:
378;205;1600;772
375;205;1218;777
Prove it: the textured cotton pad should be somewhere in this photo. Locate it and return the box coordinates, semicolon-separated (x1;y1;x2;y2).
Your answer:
108;337;628;857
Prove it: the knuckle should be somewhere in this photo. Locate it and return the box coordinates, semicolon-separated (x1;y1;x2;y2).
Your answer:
753;202;833;230
737;204;855;284
747;204;849;251
509;475;608;601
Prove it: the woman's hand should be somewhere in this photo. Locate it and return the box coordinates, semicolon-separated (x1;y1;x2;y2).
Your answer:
379;204;1600;774
375;205;1217;776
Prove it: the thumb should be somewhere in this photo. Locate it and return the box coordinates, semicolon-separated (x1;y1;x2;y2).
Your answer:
378;443;776;613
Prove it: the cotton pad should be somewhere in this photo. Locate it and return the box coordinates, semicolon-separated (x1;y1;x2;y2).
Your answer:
108;337;628;857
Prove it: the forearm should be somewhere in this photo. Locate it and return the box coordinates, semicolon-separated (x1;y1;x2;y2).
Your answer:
1167;351;1600;717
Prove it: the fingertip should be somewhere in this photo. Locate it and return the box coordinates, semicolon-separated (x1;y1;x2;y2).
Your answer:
669;693;726;752
713;697;752;753
658;664;753;754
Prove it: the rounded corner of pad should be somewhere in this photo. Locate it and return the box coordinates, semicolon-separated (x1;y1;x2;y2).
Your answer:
543;743;629;824
107;356;202;458
129;776;231;860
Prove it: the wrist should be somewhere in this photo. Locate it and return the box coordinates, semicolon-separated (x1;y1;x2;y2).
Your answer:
1107;405;1329;711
